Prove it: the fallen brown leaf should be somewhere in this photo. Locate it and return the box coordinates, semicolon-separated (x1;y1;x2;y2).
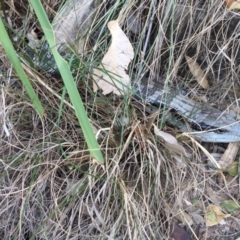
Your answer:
205;204;231;227
175;211;193;226
93;20;134;95
153;125;189;157
227;0;240;9
219;142;239;170
225;0;236;8
185;55;209;89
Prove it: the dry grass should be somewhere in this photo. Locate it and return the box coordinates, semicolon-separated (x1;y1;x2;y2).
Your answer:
1;0;240;239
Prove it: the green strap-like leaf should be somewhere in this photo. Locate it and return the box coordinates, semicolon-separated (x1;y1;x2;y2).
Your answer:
29;0;104;163
0;17;44;117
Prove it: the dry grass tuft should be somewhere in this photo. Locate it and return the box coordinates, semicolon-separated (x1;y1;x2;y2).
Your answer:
1;0;240;239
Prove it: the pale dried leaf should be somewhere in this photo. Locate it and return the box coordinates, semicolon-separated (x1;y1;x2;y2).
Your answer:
154;125;179;144
52;0;96;54
205;205;231;227
27;29;39;49
93;20;134;95
153;125;189;157
175;211;193;226
185;55;209;89
225;0;235;8
228;0;240;9
183;199;192;206
219;143;239;170
146;111;159;131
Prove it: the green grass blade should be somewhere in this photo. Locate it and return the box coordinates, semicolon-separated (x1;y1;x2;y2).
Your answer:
0;17;44;117
29;0;104;164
